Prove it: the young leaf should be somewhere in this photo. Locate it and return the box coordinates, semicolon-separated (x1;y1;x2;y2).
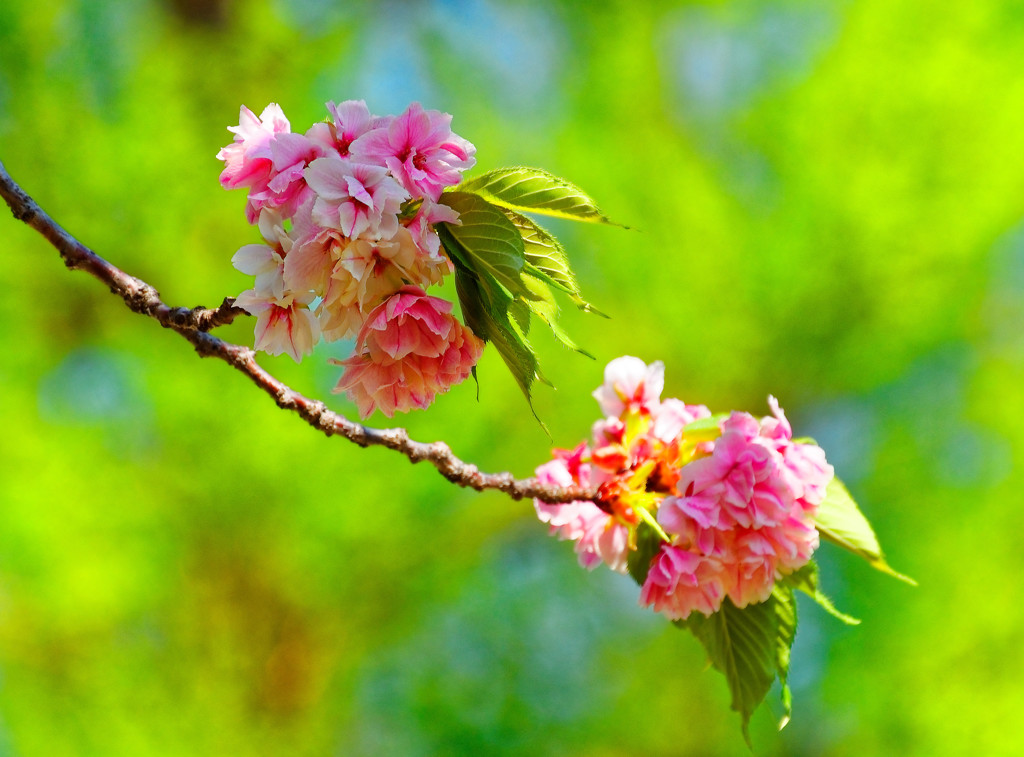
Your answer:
446;247;547;425
683;594;791;745
773;585;798;730
783;562;860;625
815;479;916;585
503;209;605;315
438;191;530;298
521;275;594;358
459;166;622;226
681;413;729;442
627;522;664;587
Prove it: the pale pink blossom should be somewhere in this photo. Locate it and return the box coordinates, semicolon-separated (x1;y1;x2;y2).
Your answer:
305;156;408;239
318;272;363;342
234;293;320;362
280;206;341;296
313;228;452;342
333;287;483;417
404;198;460;260
231;209;293;300
350;102;476;201
592;356;665;418
334;227;449;311
639;545;726;619
591;416;626;448
248;128;339;220
231;208;320;361
576;510;630;573
325;100;381;156
533;446;629;573
651;398;712;443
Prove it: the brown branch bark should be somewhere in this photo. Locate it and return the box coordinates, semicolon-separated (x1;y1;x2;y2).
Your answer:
0;159;595;504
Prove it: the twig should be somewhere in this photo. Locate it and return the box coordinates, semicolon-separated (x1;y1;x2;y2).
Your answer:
0;159;595;504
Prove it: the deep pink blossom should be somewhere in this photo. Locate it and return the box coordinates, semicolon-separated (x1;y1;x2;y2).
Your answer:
656;399;832;610
673;411;797;530
217;104;289;189
350;102;475;201
333;287;483;417
217;104;293;223
536;358;836;622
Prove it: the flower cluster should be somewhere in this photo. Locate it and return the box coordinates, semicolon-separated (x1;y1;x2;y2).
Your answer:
218;101;483;417
534;356;834;621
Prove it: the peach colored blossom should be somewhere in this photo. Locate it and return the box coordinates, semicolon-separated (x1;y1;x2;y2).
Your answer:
333;287;483;418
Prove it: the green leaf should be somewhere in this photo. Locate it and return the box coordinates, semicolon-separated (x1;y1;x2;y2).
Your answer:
444;240;548;428
815;479;917;585
627;522;665;587
459;166;622;226
438;191;529;298
773;585;797;731
684;594;791;745
503;209;606;315
782;561;861;625
520;275;593;358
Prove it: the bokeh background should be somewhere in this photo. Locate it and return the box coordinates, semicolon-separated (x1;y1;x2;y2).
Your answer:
1;0;1022;754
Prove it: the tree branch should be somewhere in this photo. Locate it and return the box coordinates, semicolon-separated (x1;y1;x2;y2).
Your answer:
0;159;595;504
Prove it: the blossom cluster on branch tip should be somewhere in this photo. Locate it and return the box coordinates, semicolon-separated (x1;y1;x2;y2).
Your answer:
218;101;480;417
535;356;834;621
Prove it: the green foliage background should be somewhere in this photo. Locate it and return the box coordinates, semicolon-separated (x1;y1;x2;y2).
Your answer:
1;0;1022;754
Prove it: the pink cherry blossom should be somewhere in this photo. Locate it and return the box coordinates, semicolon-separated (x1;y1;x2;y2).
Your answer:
230;208;321;361
721;529;786;608
313;227;453;343
533;446;629;573
350;102;476;201
673;411;796;531
404;198;460;260
333;287;483;417
280;206;341;296
217;104;289;189
318;272;364;342
760;396;834;511
655;398;832;609
217;104;293;223
231;209;293;300
592;356;665;418
651;397;712;443
639;545;726;620
247;128;339;220
305;156;408;239
333;227;449;312
325;100;381;156
233;297;320;362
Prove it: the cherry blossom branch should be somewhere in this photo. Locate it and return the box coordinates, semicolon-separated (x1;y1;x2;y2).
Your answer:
0;159;594;503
